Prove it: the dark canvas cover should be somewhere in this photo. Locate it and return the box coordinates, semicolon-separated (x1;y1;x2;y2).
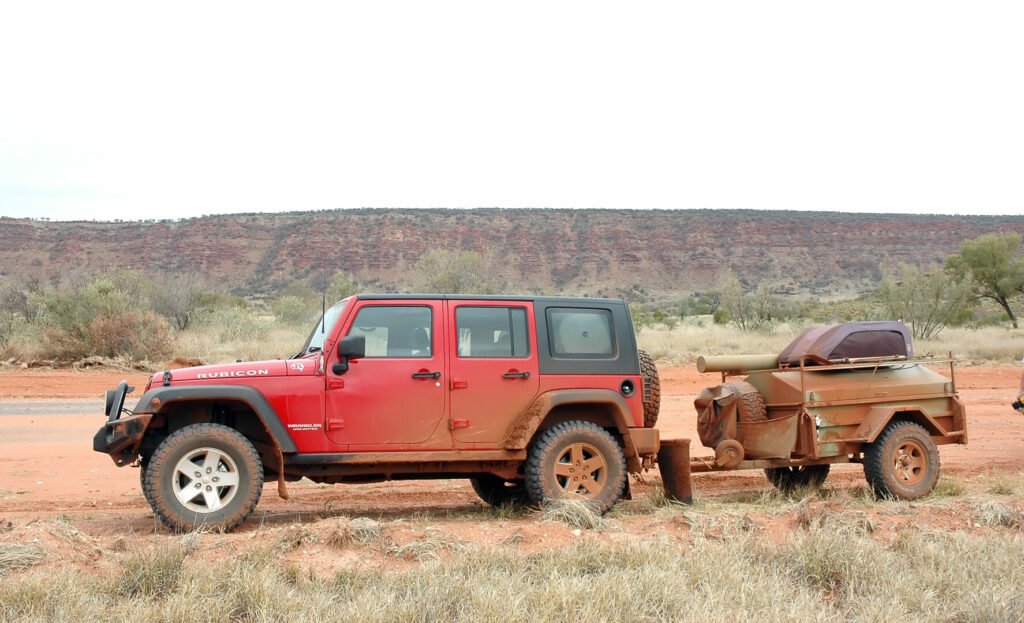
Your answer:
778;321;912;366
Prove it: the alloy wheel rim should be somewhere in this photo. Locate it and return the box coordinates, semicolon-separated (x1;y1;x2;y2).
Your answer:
893;439;927;486
172;447;240;513
553;442;607;498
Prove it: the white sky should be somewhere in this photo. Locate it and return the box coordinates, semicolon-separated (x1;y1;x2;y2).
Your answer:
0;1;1022;221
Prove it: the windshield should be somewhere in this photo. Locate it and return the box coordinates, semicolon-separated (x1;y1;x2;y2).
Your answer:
297;299;348;356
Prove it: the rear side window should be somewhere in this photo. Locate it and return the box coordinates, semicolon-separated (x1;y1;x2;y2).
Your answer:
547;308;615;358
456;306;529;358
347;306;432;358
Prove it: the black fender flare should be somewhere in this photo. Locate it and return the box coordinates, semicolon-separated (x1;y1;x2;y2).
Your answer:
130;385;297;453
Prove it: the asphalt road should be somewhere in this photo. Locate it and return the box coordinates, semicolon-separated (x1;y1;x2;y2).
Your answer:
0;400;104;416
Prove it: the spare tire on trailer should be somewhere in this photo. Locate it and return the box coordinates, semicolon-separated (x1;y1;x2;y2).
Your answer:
723;380;767;423
638;349;661;428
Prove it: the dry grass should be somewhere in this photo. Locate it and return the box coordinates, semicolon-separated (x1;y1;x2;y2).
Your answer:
973;500;1024;531
930;477;967;498
323;517;386;549
386;528;464;562
175;319;305;364
0;543;45;577
978;471;1024;496
1;525;1022;622
540;498;606;530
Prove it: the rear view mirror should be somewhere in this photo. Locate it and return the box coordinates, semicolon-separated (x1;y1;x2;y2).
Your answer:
338;335;366;360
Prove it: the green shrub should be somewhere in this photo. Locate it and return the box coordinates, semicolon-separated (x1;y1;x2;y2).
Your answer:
271;295;316;325
38;273;174;361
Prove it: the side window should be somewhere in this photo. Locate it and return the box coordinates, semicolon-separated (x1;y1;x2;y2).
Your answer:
547;308;615;358
347;306;432;358
455;307;529;358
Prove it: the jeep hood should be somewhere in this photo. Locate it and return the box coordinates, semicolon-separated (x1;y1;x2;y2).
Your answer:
151;360;297;386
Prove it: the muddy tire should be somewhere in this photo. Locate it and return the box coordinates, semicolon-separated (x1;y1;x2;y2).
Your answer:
863;421;940;500
524;421;626;514
765;464;830;492
470;475;529;508
144;423;263;532
638;349;661;428
726;381;767;423
139;459;154;509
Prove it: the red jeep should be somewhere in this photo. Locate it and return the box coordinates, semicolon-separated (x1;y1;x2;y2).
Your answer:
94;295;661;531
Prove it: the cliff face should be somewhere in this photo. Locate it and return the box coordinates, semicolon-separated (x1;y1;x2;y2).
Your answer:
2;209;1022;297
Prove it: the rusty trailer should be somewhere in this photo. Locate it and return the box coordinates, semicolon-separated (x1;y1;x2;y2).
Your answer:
659;322;968;501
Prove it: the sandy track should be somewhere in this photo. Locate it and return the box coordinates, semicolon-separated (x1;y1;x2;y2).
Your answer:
0;365;1021;534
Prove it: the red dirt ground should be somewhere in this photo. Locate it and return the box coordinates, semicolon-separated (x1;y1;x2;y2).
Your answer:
0;365;1022;560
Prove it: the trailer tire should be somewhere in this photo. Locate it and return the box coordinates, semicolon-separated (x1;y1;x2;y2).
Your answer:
726;381;767;423
863;421;939;500
638;349;661;428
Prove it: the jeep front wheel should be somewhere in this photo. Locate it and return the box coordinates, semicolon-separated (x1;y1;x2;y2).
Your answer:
524;421;626;513
144;423;263;532
470;475;529;508
765;464;830;493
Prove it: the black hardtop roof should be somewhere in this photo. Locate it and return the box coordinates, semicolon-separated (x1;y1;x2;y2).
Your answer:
355;294;626;305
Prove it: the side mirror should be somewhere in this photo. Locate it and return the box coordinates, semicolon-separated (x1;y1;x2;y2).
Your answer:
338;335;366;360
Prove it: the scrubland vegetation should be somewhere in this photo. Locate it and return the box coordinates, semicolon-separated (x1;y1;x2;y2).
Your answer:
1;233;1023;367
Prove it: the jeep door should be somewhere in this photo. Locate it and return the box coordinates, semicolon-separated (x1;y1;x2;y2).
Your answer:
324;301;450;449
447;301;539;445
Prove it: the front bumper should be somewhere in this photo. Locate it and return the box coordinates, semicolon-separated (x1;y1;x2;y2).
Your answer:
92;380;146;466
93;414;153;465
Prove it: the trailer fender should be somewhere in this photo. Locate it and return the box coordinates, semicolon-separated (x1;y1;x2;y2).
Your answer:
853;405;947;443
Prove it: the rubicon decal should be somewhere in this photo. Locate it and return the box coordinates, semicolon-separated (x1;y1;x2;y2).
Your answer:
196;369;270;379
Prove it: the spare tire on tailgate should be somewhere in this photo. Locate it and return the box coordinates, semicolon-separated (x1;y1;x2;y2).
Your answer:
638;349;660;428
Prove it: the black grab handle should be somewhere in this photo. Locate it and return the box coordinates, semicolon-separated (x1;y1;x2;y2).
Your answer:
412;371;442;380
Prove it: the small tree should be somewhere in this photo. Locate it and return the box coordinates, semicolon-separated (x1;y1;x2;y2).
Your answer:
271;295;317;325
414;249;503;294
327;271;358;303
720;276;774;332
946;232;1024;328
877;264;973;339
149;273;208;331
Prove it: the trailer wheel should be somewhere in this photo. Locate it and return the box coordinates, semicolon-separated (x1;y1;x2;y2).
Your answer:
470;475;529;508
765;464;830;492
525;421;626;514
638;349;661;428
863;421;939;500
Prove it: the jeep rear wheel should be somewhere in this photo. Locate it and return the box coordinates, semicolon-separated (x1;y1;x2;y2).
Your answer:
863;421;939;500
638;349;661;427
524;421;626;513
144;423;263;532
470;475;529;508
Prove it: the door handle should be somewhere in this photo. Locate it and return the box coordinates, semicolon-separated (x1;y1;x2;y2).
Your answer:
503;371;531;379
412;371;442;380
